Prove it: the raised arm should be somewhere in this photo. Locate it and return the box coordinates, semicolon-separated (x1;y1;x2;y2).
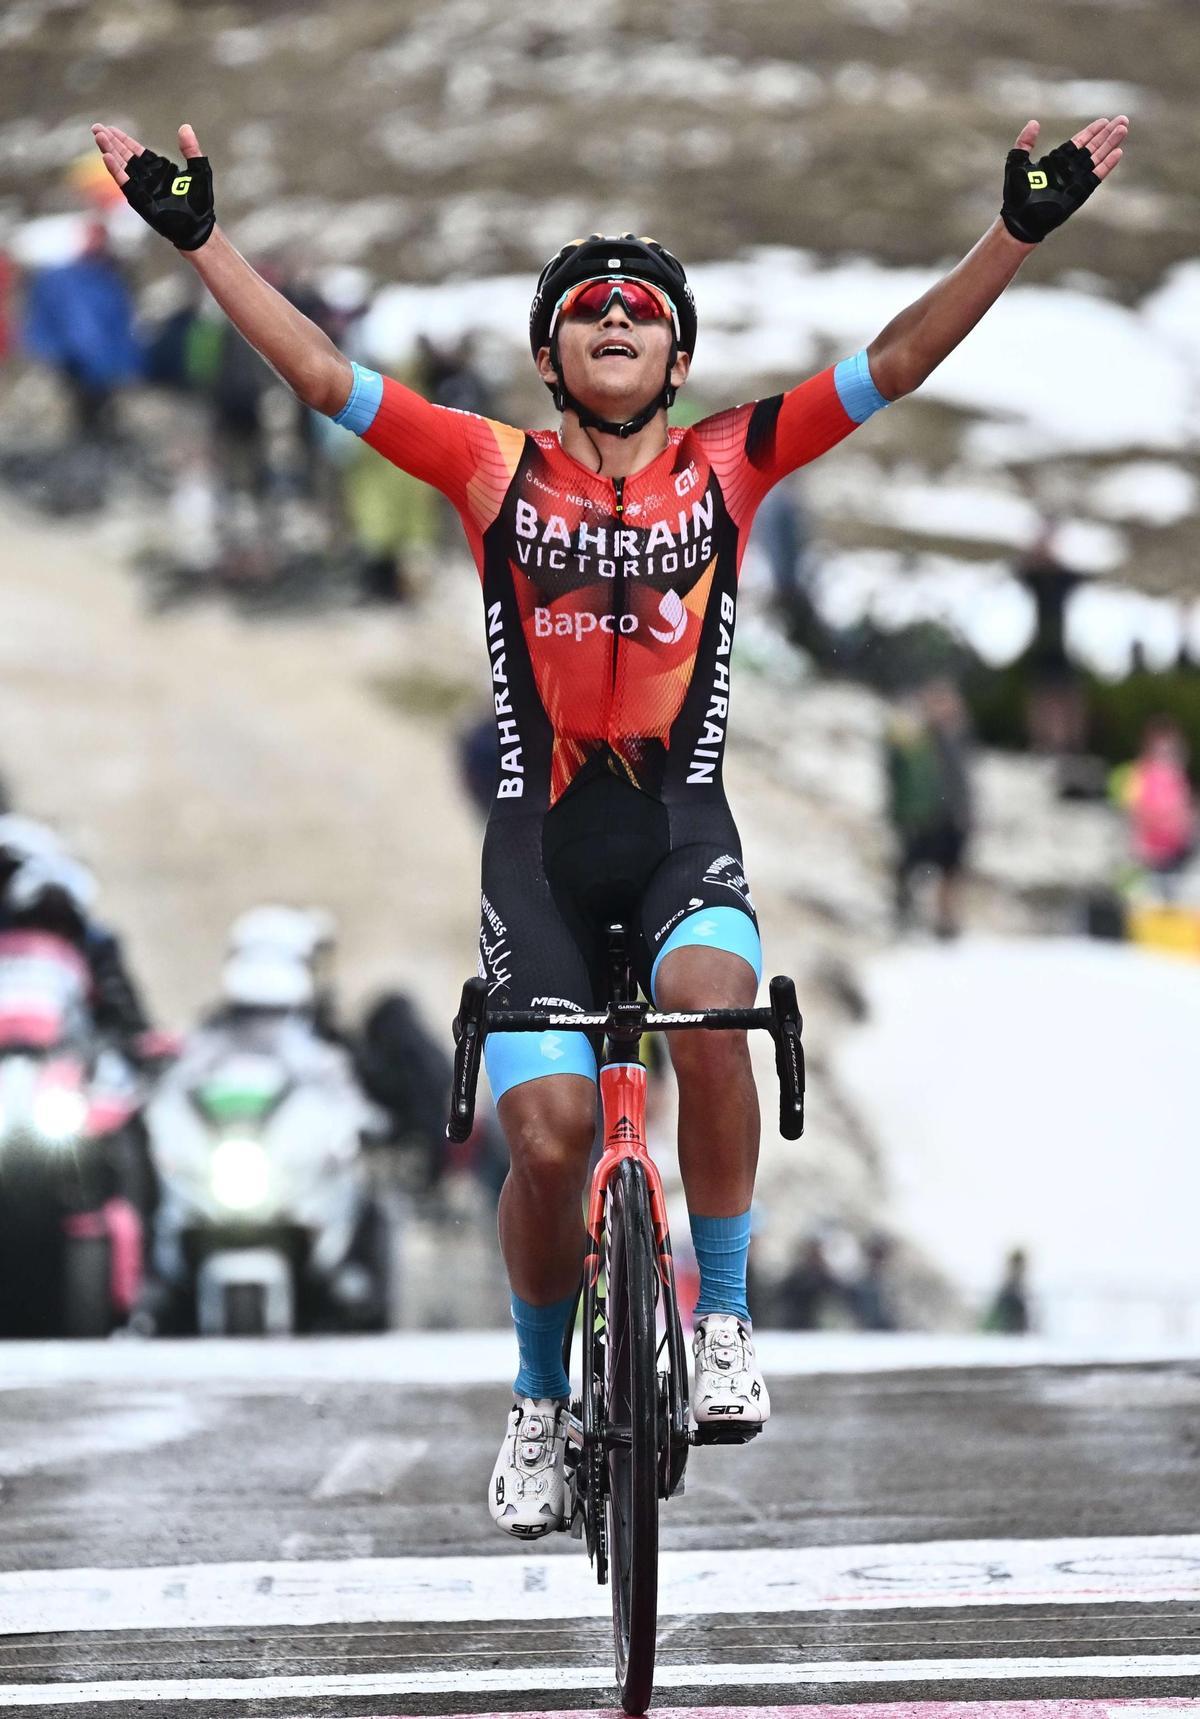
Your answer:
867;116;1128;401
91;122;351;416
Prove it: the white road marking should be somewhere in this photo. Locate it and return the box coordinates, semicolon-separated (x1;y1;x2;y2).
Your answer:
0;1655;1197;1704
3;1535;1199;1636
1;1330;1198;1392
310;1437;429;1500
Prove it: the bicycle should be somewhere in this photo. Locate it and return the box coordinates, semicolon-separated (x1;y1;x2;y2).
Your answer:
448;923;805;1716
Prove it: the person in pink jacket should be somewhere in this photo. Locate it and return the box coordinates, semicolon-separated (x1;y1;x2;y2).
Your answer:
1125;718;1196;890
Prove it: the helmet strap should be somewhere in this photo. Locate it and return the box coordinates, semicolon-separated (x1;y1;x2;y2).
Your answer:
548;335;678;439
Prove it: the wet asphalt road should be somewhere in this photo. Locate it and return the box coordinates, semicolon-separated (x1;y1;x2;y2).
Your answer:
0;1343;1197;1715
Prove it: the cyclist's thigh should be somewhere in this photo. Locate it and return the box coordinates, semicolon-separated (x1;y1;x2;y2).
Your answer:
479;813;598;1102
639;830;762;1005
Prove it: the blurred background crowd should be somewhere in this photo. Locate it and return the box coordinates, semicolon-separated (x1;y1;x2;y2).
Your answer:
0;0;1195;1344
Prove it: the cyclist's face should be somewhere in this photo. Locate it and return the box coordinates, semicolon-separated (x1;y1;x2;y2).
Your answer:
537;293;690;416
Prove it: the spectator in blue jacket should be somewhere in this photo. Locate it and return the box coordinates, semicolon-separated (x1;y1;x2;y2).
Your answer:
22;219;143;445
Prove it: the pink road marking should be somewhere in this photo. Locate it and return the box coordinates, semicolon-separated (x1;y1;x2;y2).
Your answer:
370;1703;1200;1719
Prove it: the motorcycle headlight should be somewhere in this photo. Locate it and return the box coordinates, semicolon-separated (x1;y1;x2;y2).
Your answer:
210;1136;271;1212
34;1088;88;1145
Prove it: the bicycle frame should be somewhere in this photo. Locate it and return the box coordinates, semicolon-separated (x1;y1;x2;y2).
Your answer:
580;1053;691;1509
447;927;805;1711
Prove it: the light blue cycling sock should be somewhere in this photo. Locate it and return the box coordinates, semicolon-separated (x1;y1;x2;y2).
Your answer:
511;1291;574;1402
690;1210;752;1323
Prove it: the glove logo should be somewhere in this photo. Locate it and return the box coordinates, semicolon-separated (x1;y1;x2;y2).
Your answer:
1027;170;1048;190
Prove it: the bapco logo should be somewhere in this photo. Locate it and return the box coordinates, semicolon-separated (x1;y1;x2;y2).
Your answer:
648;589;688;645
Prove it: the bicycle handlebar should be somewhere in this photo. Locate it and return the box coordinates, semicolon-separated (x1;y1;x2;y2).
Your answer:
447;975;805;1144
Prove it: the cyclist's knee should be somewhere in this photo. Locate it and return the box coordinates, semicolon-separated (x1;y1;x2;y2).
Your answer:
655;943;758;1013
668;1021;751;1084
499;1075;595;1192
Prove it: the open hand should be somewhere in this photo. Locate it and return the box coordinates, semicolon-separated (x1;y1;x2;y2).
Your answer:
90;122;214;250
1001;115;1128;244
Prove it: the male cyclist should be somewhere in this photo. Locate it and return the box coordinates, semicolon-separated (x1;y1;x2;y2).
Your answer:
93;110;1126;1537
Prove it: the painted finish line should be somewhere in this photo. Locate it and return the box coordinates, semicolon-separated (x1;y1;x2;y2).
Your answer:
4;1534;1199;1636
1;1658;1198;1706
386;1707;1200;1719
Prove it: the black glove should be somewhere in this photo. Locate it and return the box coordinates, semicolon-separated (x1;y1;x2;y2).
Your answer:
1001;138;1100;244
121;147;215;251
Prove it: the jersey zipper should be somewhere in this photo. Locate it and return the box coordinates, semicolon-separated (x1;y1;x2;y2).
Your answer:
609;476;626;695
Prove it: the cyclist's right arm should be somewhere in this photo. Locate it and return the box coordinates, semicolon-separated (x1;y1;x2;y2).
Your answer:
185;226;352;414
92;123;351;416
93;121;521;524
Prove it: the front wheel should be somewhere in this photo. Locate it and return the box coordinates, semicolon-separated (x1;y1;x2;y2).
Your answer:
604;1157;659;1715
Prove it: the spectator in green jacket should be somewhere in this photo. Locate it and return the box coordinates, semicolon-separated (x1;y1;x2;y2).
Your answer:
885;678;974;939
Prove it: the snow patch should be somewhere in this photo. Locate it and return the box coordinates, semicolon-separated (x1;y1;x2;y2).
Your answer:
1091;460;1200;527
834;938;1200;1339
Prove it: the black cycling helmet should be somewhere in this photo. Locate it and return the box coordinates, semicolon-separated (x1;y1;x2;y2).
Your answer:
529;233;697;437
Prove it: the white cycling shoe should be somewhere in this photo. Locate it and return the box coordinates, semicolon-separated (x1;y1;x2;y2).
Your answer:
488;1396;569;1539
691;1313;771;1426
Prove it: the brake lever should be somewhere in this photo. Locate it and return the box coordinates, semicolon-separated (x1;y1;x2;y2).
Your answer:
769;975;805;1140
447;977;488;1143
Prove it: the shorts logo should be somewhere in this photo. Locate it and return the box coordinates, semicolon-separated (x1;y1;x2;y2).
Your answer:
541;1034;565;1061
703;853;754;909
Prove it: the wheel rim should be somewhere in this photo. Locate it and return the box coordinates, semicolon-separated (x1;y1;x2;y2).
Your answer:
603;1161;658;1708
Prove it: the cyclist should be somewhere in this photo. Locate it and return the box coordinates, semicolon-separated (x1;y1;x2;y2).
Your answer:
93;110;1127;1538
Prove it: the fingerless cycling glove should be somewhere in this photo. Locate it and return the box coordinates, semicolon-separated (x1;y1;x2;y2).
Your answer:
121;148;215;251
1001;138;1100;244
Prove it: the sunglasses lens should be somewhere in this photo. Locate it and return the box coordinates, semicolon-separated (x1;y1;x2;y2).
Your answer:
562;279;671;323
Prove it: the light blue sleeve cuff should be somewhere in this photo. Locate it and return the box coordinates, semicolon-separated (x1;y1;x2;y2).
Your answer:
331;361;384;434
833;348;889;425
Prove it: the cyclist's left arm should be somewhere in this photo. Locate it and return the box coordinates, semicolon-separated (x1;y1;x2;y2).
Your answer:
718;113;1129;499
867;114;1127;401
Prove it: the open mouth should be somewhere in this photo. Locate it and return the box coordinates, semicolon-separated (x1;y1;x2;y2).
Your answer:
591;340;638;360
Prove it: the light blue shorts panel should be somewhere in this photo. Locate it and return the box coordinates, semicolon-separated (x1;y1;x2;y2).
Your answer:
650;906;763;1002
485;1028;598;1103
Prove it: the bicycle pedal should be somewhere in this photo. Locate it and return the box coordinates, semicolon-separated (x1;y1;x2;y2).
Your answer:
690;1421;763;1447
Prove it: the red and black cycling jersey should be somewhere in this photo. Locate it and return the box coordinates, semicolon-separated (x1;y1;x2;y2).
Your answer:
335;353;886;814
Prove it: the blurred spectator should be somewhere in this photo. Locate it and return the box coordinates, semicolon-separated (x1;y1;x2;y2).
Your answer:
416;331;496;560
417;331;495;417
356;990;456;1190
750;479;824;654
22;219;143;451
1016;520;1089;755
457;710;499;817
776;1235;845;1329
847;1232;898;1331
983;1246;1032;1333
0;249;14;364
885;678;974;939
342;434;435;602
1112;717;1196;897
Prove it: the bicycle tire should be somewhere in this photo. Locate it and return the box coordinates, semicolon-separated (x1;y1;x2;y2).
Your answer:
604;1156;659;1714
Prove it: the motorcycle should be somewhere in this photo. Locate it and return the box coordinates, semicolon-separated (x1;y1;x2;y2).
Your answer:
145;1019;392;1336
0;929;144;1337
